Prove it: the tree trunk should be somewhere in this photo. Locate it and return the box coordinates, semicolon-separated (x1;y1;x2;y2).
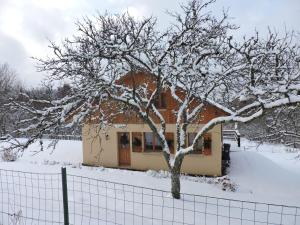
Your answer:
171;170;181;199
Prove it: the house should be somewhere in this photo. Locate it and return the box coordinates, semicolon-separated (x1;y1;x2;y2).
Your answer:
82;72;227;176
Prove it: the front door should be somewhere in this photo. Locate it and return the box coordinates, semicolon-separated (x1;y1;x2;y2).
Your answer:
118;132;131;166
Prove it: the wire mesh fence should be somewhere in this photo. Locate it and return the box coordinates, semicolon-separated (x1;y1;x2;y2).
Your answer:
0;169;63;225
0;167;299;225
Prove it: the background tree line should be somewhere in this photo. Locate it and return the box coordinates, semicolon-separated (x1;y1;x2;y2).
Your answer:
0;62;77;138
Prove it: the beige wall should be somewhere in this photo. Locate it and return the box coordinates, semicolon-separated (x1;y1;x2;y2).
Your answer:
82;123;223;176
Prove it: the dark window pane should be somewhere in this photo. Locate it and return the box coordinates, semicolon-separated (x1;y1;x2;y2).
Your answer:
204;138;211;149
120;133;129;148
144;132;154;151
166;132;174;154
155;137;163;151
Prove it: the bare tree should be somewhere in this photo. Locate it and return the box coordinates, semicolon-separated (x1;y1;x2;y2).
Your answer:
3;0;300;198
0;63;21;136
265;106;300;148
240;105;300;148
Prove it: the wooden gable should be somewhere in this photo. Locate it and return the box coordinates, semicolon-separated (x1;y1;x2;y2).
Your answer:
87;71;228;124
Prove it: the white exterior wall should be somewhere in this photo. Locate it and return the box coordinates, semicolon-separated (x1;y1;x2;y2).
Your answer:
82;124;223;176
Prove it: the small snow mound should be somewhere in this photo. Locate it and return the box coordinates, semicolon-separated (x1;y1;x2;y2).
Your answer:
43;159;60;165
146;170;170;178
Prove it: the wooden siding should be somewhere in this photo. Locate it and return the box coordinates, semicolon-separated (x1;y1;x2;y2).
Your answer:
87;71;228;124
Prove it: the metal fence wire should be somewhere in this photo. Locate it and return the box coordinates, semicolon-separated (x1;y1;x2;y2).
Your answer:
0;168;299;225
0;169;63;225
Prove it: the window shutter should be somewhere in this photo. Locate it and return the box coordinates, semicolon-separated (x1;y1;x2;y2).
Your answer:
203;133;212;155
132;132;143;152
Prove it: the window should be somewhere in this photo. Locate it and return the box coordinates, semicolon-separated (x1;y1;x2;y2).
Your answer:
144;132;162;152
155;136;163;151
132;132;142;152
187;133;203;154
154;92;167;109
119;132;130;148
165;132;175;154
144;132;154;151
136;132;174;153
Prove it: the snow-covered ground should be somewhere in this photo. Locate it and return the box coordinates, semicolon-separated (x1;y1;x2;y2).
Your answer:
0;138;299;224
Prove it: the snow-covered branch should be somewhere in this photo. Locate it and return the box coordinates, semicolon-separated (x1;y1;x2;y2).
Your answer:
3;0;300;199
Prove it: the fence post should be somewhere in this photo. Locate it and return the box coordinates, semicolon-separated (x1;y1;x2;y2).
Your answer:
61;167;69;225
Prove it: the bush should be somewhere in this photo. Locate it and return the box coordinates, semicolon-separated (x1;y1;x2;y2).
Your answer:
1;149;18;161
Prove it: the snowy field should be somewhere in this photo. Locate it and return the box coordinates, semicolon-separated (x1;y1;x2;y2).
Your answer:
0;139;299;224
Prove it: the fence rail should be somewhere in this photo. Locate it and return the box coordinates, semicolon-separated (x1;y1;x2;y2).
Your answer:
39;134;82;141
0;168;299;225
223;130;241;147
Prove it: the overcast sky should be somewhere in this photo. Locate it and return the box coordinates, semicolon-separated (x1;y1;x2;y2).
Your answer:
0;0;299;87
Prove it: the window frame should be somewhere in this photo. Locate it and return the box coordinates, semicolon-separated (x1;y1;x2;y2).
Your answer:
139;132;175;153
143;132;164;152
